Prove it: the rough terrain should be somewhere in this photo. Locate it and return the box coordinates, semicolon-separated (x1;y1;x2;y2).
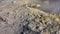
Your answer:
0;0;60;34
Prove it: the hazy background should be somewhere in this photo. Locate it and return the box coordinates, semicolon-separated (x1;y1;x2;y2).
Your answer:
37;0;60;14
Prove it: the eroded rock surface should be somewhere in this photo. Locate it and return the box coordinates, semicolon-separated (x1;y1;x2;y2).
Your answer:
0;0;60;34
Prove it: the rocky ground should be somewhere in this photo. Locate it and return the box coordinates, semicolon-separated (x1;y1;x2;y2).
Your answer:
0;0;60;34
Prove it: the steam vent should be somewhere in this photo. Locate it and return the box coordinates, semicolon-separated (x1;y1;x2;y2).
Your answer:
0;0;60;34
